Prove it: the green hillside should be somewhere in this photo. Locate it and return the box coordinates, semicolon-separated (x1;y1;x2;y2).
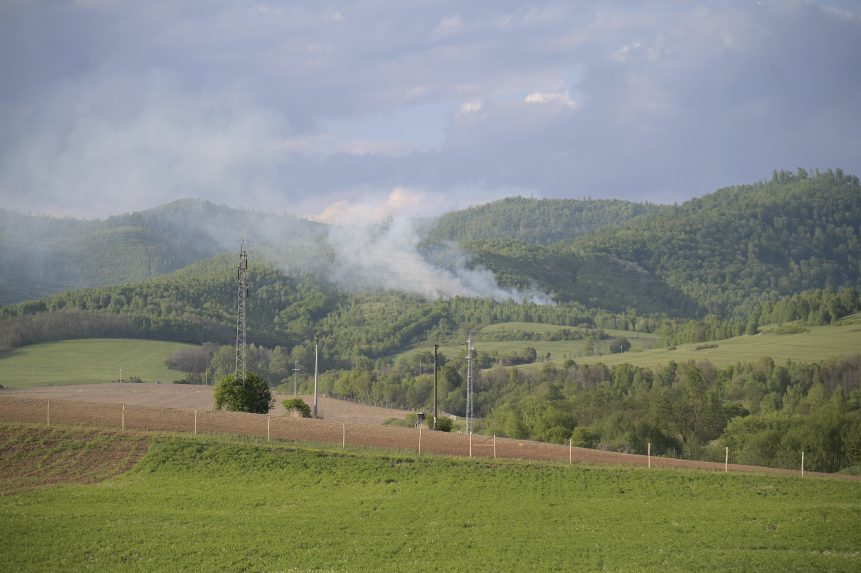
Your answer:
464;241;700;315
556;317;861;370
426;196;665;245
0;338;193;387
1;427;859;572
0;200;323;305
574;169;861;314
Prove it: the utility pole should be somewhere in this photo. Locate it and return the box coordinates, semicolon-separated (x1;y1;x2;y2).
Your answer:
312;334;319;418
433;343;439;430
292;360;302;395
466;334;474;434
234;240;249;383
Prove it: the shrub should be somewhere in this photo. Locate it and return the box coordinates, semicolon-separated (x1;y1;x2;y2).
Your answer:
571;427;599;448
282;398;312;418
426;415;453;432
214;372;274;414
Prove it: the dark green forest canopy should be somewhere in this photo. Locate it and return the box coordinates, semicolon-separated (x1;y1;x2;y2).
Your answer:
425;196;666;245
419;169;860;317
571;169;861;314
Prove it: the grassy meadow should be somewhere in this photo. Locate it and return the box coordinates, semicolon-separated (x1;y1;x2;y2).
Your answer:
574;318;861;370
1;425;860;572
0;339;193;388
394;322;660;363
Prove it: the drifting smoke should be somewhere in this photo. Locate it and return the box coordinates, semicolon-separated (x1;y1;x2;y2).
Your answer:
295;188;552;303
0;189;553;305
322;217;550;303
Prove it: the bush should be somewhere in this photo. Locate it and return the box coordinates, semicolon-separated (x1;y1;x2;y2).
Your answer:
214;372;274;414
571;427;599;448
427;415;453;432
282;398;312;418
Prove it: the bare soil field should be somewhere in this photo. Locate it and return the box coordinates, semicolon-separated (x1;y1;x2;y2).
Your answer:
0;383;412;425
2;395;855;481
0;425;149;495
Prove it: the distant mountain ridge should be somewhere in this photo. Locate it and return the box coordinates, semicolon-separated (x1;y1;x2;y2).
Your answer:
1;170;859;319
0;199;323;305
426;196;666;245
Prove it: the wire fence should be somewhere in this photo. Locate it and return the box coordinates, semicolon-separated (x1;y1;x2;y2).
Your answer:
0;396;852;480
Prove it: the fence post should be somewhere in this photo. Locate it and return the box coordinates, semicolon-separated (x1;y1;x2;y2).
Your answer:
493;435;497;459
418;426;422;455
194;410;198;435
267;417;271;442
342;423;346;448
647;442;651;468
725;446;728;473
122;404;125;431
47;400;50;426
469;433;473;458
569;438;572;465
801;451;804;477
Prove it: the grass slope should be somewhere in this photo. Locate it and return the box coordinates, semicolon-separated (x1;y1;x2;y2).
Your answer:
1;427;859;572
393;322;660;362
575;319;861;369
0;338;193;388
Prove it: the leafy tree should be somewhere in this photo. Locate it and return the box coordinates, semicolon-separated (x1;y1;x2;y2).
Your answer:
214;372;274;414
282;398;312;418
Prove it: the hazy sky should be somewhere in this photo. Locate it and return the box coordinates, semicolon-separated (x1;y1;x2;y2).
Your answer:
1;1;859;220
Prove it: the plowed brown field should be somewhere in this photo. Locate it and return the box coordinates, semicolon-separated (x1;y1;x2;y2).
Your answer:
0;383;412;424
2;395;854;480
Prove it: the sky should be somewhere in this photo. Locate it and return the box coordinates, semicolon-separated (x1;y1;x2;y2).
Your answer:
1;0;860;221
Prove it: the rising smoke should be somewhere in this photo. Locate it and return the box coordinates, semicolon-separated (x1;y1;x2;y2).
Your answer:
0;190;552;305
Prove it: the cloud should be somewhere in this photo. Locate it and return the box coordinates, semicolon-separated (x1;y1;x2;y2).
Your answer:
524;90;577;108
0;1;859;218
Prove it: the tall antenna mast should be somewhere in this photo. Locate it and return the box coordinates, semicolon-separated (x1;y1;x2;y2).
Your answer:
234;240;249;383
466;333;474;434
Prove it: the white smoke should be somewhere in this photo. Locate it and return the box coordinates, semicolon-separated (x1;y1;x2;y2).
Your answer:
304;188;552;303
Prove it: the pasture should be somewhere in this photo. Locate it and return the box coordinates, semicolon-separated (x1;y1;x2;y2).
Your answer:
393;321;660;363
0;339;192;388
574;319;861;369
1;425;859;572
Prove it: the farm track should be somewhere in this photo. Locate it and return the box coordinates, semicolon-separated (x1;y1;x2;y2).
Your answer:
1;395;855;481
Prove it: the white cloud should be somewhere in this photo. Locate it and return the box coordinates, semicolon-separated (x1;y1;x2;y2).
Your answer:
524;90;577;108
459;100;483;114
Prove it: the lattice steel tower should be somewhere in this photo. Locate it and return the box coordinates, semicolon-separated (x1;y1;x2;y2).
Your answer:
466;333;474;434
234;241;249;382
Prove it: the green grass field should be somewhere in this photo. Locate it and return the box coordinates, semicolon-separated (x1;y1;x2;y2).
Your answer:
394;322;660;363
1;425;859;572
574;319;861;369
0;339;194;388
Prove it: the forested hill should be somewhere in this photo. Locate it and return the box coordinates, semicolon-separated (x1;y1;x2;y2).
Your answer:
569;169;861;314
425;197;665;245
0;200;323;305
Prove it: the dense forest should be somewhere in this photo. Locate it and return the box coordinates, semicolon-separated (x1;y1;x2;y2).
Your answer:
571;169;861;314
425;197;665;245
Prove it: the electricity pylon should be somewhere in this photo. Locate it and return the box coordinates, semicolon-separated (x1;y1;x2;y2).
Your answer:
234;241;248;382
